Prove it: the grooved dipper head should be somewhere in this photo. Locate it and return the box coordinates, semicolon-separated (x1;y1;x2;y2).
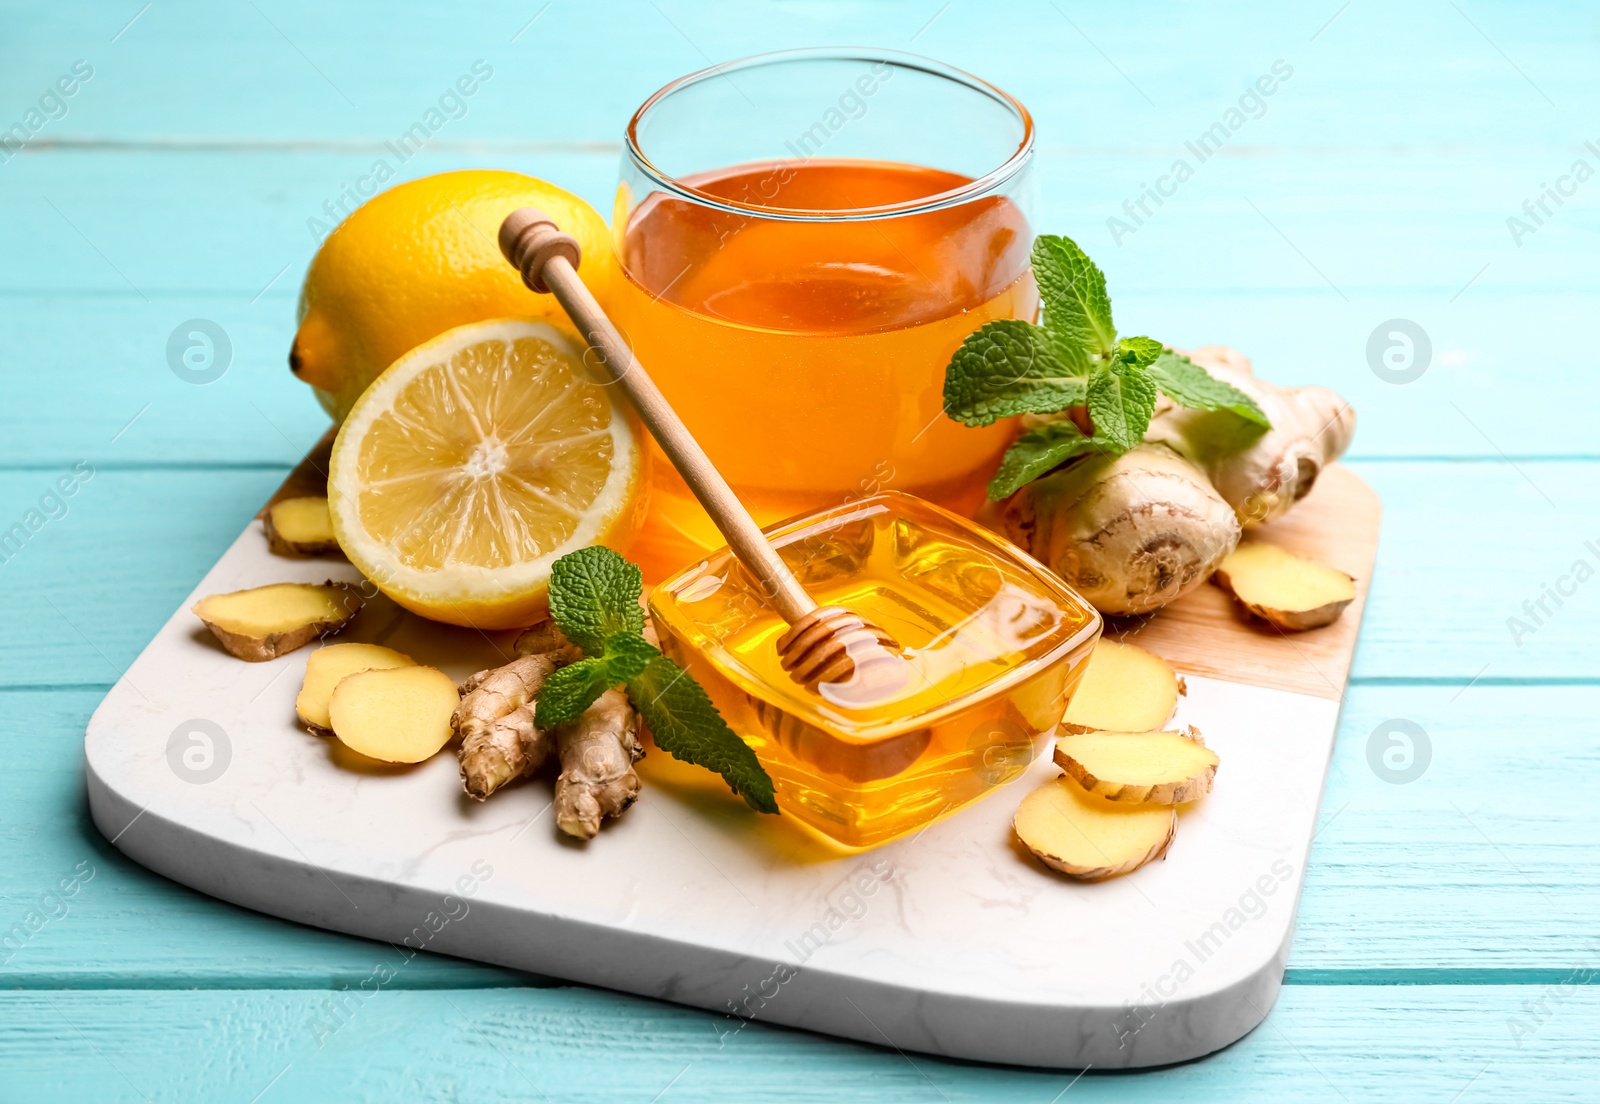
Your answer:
499;207;583;294
776;605;906;701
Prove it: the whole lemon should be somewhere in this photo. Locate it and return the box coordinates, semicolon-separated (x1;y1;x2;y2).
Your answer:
290;169;617;421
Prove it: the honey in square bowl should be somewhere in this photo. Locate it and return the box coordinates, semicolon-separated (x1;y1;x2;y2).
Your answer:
649;492;1102;849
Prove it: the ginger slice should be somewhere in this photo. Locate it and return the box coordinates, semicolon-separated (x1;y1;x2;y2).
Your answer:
264;496;341;557
1061;639;1182;734
1054;730;1219;805
329;665;459;764
1014;776;1177;881
296;643;415;730
192;581;362;662
1212;541;1356;631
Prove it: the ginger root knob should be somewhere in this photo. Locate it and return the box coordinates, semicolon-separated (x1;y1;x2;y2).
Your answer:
454;654;564;800
1002;442;1240;616
553;689;642;840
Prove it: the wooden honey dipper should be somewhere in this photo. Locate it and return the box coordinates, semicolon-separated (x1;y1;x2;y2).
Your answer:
499;208;902;692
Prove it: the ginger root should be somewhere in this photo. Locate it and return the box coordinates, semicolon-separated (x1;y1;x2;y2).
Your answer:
513;620;583;665
1002;442;1240;615
1213;540;1357;631
1014;776;1177;881
1054;729;1219;805
264;496;340;556
999;346;1353;616
1150;346;1356;527
553;688;643;839
453;653;565;800
1061;638;1183;734
192;581;362;661
297;642;415;730
329;664;459;763
453;628;645;838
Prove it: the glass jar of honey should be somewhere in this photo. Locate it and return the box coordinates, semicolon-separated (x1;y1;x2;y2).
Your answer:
610;49;1038;580
649;493;1102;848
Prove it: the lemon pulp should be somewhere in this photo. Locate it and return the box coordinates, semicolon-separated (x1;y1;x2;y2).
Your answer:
328;319;643;629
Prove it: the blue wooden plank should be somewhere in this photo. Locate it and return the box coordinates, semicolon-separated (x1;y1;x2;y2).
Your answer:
2;141;1593;464
1;984;1595;1102
2;0;1593;147
0;685;531;990
3;145;1594;299
2;282;1592;466
0;468;287;690
1296;683;1600;972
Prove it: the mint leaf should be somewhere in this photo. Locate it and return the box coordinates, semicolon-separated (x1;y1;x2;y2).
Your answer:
988;420;1105;500
1116;335;1164;371
549;546;645;656
1086;360;1158;451
627;654;777;814
541;548;777;812
534;657;611;728
1033;235;1116;358
1147;352;1271;427
942;319;1093;427
534;632;658;728
938;232;1233;499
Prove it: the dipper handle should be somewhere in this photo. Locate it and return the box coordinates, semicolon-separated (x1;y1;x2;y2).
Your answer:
499;208;903;693
499;207;815;621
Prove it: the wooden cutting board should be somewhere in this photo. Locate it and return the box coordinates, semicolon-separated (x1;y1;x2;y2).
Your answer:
1104;464;1378;701
85;447;1379;1069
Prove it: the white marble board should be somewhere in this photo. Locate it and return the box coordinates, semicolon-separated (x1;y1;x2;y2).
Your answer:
85;469;1378;1069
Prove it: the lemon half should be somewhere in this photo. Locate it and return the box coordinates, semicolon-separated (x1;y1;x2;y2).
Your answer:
328;319;644;629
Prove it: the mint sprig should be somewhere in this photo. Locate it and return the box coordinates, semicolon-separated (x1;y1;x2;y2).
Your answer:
1087;351;1160;452
1146;351;1270;427
941;320;1092;427
628;654;776;814
1032;234;1116;356
548;546;646;654
534;631;657;729
987;420;1104;500
943;234;1271;498
540;547;777;815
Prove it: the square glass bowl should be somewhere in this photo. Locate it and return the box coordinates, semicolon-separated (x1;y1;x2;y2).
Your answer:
649;491;1102;848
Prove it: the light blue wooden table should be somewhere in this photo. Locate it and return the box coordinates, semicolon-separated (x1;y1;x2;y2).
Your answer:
3;1;1597;1098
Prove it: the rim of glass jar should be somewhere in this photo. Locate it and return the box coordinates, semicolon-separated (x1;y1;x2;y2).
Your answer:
624;48;1035;223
